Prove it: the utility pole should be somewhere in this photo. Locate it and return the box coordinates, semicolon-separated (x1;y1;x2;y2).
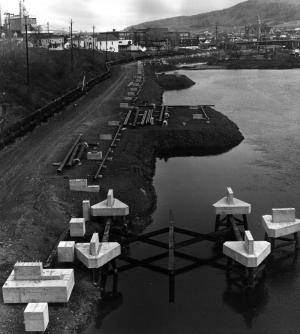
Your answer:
92;25;95;66
47;21;50;50
105;31;108;63
70;19;73;71
24;15;30;86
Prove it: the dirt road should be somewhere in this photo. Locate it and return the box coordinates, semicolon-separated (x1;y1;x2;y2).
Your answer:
0;62;135;333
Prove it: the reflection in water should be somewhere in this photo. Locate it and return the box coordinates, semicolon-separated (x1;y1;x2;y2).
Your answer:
94;292;123;330
223;281;269;329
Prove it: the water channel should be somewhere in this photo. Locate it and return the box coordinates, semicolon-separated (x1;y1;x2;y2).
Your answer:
86;69;300;334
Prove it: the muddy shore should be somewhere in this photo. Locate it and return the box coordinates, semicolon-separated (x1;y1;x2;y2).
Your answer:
0;62;244;333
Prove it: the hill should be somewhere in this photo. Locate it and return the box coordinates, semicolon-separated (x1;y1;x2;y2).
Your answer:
127;0;300;32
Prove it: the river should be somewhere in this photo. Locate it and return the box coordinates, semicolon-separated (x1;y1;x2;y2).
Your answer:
85;69;300;334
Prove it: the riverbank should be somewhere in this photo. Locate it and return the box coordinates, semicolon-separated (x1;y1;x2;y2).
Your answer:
157;73;195;90
0;61;244;333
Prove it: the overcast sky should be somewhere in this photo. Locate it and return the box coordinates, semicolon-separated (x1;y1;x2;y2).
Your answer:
0;0;244;31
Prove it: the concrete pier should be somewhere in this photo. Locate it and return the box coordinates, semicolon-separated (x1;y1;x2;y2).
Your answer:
2;263;74;303
91;189;129;217
223;231;270;267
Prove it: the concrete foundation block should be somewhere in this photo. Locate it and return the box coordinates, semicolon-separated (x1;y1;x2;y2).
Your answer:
14;262;42;281
91;189;129;217
69;179;88;191
213;197;251;215
86;185;100;193
87;151;102;160
100;134;112;140
262;215;300;238
57;241;75;263
120;102;129;108
223;241;270;267
130;87;138;92
24;303;49;332
2;267;74;303
82;200;91;221
124;97;133;101
69;218;86;237
128;92;136;97
272;208;295;223
76;242;121;269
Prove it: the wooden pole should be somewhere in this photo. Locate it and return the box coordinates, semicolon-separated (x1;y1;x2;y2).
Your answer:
24;15;30;86
70;19;73;72
168;210;175;303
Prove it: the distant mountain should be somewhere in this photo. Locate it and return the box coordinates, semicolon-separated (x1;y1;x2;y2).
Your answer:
127;0;300;32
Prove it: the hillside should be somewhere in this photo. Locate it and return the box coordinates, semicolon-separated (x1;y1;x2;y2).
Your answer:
128;0;300;32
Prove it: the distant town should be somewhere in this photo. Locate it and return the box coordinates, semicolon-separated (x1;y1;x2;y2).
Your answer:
1;1;300;59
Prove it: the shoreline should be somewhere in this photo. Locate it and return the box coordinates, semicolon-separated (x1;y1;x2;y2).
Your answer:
0;61;244;334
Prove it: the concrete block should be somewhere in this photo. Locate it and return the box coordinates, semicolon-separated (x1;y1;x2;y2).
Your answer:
107;189;114;207
57;241;75;263
69;218;86;237
262;215;300;238
14;262;42;281
244;230;254;255
130;87;138;92
82;200;91;221
100;134;112;140
192;114;204;120
120;102;129;108
213;197;251;215
272;208;295;223
223;241;270;267
76;242;121;269
91;189;129;217
108;121;120;126
87;151;102;160
69;179;88;191
86;185;100;193
2;267;74;303
128;91;136;97
226;187;234;205
90;233;100;256
124;97;133;101
24;303;49;332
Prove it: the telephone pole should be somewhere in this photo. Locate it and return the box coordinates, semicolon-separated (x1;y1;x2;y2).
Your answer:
24;15;30;86
92;25;95;66
70;19;73;71
105;31;108;63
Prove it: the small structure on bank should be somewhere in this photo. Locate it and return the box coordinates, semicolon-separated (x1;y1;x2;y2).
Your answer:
75;232;121;269
24;302;49;332
2;262;74;303
262;208;300;249
213;187;251;231
223;230;271;268
91;189;129;217
69;179;100;192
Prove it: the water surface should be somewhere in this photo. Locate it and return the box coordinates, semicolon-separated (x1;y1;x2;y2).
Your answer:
86;69;300;334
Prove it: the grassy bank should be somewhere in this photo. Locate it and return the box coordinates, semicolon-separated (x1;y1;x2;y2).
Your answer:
0;48;108;127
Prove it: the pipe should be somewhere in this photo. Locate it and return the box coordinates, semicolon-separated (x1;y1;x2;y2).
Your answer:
57;134;82;174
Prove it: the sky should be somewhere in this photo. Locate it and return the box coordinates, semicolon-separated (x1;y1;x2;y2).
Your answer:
0;0;245;32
